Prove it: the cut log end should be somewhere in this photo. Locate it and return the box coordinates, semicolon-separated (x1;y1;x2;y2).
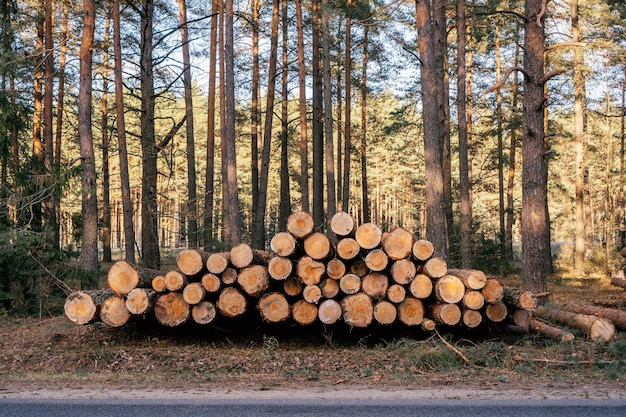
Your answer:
99;295;131;328
270;232;297;257
381;227;414;261
217;287;247;318
412;239;435;262
64;291;101;325
318;299;342;325
176;249;207;277
192;301;216;325
258;292;290;323
342;293;374;328
355;223;382;250
154;292;190;327
330;211;355;237
373;301;397;325
287;211;315;238
107;261;139;295
292;300;319;325
398;297;425;326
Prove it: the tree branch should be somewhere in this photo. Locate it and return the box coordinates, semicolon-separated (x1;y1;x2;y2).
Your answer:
546;42;587;51
482;66;528;96
540;69;567;85
156;115;187;152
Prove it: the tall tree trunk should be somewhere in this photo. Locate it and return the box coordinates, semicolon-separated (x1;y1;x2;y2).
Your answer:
113;0;135;262
572;0;586;275
416;0;447;259
521;0;548;293
179;0;198;248
336;66;343;208
55;0;69;249
253;0;280;249
278;0;291;231
295;0;310;213
322;0;336;222
311;0;324;228
32;1;43;231
43;0;57;248
79;0;99;278
204;0;218;249
457;0;471;268
102;13;112;263
360;26;370;223
506;42;521;262
222;0;241;246
251;0;260;232
343;0;352;214
495;24;505;262
620;66;626;249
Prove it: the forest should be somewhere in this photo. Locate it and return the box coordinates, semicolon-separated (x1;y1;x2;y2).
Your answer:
0;0;625;316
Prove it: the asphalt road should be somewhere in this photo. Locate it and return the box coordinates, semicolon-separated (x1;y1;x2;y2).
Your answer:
1;398;626;417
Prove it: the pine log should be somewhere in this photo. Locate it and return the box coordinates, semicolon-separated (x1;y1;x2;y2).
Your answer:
287;211;315;238
610;270;626;289
217;287;247;318
381;227;414;261
64;289;114;325
373;300;398;325
165;271;187;292
361;272;389;300
176;249;209;277
206;252;230;274
390;258;417;285
533;305;616;342
339;273;361;295
107;261;162;295
258;292;290;323
481;278;504;304
230;243;269;269
364;249;389;272
151;275;167;292
318;299;342;325
511;309;533;329
326;258;346;280
412;239;435;262
566;304;626;330
462;308;483;328
154;292;190;327
503;288;538;312
336;238;361;260
125;288;156;315
237;264;270;297
342;293;374;328
319;278;340;299
397;297;425;326
421;257;447;279
268;256;293;281
409;274;433;299
221;267;238;285
292;300;319;325
296;256;325;285
182;282;206;305
485;302;508;323
349;259;370;277
303;284;323;304
270;232;297;257
201;273;221;293
529;318;575;342
283;277;303;297
192;301;217;325
431;302;462;326
421;318;437;331
303;232;333;260
621;247;626;258
387;284;407;304
355;222;382;250
447;268;487;290
99;295;131;327
434;274;465;304
330;211;356;237
462;290;485;310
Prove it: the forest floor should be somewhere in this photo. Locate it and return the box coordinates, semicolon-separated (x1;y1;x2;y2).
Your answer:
1;268;626;400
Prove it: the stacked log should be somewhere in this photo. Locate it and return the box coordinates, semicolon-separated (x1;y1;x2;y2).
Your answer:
63;211;618;343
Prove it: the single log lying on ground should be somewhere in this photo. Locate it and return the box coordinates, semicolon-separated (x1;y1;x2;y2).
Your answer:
565;304;626;331
270;232;297;257
529;318;575;342
421;257;447;279
503;288;538;312
447;268;487;290
610;270;626;290
330;211;355;237
342;293;374;328
154;292;190;327
192;301;216;324
381;227;414;261
292;300;318;325
206;252;230;274
258;292;290;323
336;238;361;260
398;297;424;326
107;261;162;295
176;249;209;277
409;274;433;299
390;259;417;285
287;211;315;238
318;299;342;325
355;222;382;250
99;295;131;327
533;305;615;343
373;300;397;325
412;239;435;262
64;289;114;325
217;287;247;318
125;288;156;315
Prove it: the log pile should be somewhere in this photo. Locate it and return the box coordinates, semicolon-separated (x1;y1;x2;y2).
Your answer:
63;211;620;343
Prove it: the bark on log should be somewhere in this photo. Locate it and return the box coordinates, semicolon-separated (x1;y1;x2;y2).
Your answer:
421;257;447;279
151;275;167;292
336;238;361;260
217;287;247;318
481;278;504;304
330;211;355;237
447;268;487;290
230;243;269;269
462;290;485;310
503;288;538;312
283;277;303;297
258;292;290;323
237;264;270;297
533;305;616;342
610;270;626;289
206;252;230;274
409;274;433;299
292;300;318;325
268;256;293;281
529;318;575;342
64;289;114;325
319;278;339;299
339;273;361;295
355;222;382;249
397;297;425;326
349;259;370;277
485;302;508;323
270;232;297;257
99;294;131;327
412;239;435;262
107;261;162;295
364;249;389;272
390;258;417;285
154;292;190;327
192;301;216;324
165;271;187;292
303;232;333;260
182;282;206;305
373;300;397;325
318;299;342;325
176;249;209;277
462;308;483;328
303;284;322;304
566;304;626;330
431;302;462;326
342;293;374;328
221;267;237;285
125;288;156;315
287;211;315;238
361;272;389;300
326;258;346;279
296;256;325;285
201;273;221;293
387;284;407;304
434;275;465;304
381;227;414;261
